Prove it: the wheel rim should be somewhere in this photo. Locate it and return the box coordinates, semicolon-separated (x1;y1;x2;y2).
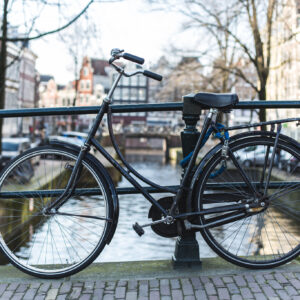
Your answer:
0;148;109;275
198;139;300;267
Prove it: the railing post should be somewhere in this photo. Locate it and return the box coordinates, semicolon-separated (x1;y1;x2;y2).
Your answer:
172;96;202;268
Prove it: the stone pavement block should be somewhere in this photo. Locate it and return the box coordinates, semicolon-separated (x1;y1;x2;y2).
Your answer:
24;288;37;300
38;283;51;295
226;283;239;294
267;280;282;290
171;289;183;300
59;282;72;294
118;280;127;287
126;291;137;300
290;279;300;290
7;283;18;291
92;288;104;300
276;289;290;299
149;290;160;300
249;282;262;293
195;289;207;300
0;290;14;299
253;293;267;300
45;288;58;300
217;288;230;300
70;287;82;299
95;281;105;289
170;279;180;290
128;280;138;291
233;275;247;287
11;293;25;300
0;284;7;297
160;279;170;296
204;283;216;296
285;285;299;296
222;277;233;284
34;295;46;300
212;277;225;287
181;278;193;296
261;285;277;298
79;294;91;300
56;295;67;300
115;286;126;299
16;284;28;293
275;273;289;284
190;277;202;290
240;287;254;299
103;294;114;300
149;280;159;290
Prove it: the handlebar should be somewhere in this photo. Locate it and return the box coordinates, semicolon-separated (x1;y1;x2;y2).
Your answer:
143;70;163;81
122;53;144;65
109;48;163;81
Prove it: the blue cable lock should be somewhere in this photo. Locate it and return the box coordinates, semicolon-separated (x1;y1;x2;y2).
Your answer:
180;123;229;179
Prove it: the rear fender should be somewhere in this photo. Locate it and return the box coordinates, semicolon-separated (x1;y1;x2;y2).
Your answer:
49;140;119;245
187;131;299;212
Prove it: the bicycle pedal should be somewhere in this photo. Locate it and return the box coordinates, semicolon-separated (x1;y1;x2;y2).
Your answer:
132;222;145;236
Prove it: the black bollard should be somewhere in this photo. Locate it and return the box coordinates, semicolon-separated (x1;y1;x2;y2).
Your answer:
172;96;202;268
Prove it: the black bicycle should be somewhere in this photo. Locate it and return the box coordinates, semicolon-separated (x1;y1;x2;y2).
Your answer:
0;49;299;279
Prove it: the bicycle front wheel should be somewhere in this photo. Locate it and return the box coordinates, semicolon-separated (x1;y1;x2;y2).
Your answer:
0;145;114;278
195;135;300;268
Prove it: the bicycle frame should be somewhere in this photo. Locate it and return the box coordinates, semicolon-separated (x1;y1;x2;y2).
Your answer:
45;66;298;225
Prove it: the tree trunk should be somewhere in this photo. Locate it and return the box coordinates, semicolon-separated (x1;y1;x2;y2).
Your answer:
258;84;267;130
0;0;9;154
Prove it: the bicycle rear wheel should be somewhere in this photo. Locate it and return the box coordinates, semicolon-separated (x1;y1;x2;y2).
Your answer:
195;135;300;268
0;145;114;278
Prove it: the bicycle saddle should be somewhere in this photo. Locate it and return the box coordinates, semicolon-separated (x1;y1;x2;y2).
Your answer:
190;92;239;110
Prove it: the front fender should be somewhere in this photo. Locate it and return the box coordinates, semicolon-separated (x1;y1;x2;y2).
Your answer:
49;140;119;245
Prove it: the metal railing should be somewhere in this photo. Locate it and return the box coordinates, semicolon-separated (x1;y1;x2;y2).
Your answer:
0;100;299;197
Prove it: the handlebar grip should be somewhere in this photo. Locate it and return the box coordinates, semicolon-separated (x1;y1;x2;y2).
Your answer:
122;53;144;65
143;70;163;81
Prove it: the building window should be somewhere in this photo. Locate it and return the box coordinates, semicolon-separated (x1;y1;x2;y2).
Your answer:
86;80;90;89
80;81;84;90
86;95;89;103
62;98;66;106
67;98;71;106
80;95;84;104
83;67;89;76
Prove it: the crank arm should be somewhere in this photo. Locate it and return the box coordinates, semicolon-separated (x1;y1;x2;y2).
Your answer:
53;211;112;222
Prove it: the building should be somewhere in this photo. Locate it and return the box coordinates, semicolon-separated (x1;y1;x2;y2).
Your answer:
266;0;300;139
3;43;37;136
111;64;149;125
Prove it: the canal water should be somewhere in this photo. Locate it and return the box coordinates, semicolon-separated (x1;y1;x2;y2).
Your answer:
99;161;217;262
0;153;300;265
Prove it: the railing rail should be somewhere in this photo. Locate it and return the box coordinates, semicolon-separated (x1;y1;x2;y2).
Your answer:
0;100;300;118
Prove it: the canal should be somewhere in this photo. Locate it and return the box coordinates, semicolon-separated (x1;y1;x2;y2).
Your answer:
0;151;299;265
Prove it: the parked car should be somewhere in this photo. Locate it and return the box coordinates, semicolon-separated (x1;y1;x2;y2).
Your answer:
278;151;300;173
1;137;31;165
61;131;88;143
1;137;34;183
236;145;274;167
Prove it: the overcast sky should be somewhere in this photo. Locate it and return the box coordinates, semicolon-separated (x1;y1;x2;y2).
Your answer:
29;0;190;85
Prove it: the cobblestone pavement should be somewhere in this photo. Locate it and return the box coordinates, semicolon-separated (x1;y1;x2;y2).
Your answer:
0;270;300;300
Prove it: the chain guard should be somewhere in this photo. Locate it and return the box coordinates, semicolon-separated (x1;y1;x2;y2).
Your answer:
148;196;178;238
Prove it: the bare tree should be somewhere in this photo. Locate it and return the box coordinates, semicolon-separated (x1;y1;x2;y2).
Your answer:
150;0;297;125
0;0;120;151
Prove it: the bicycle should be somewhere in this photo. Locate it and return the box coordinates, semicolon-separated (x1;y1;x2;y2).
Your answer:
0;48;299;279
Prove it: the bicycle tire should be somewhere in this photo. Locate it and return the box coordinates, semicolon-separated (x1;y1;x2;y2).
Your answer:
194;135;300;268
0;145;115;278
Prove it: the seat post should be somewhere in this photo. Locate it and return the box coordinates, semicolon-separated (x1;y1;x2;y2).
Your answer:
172;96;202;269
